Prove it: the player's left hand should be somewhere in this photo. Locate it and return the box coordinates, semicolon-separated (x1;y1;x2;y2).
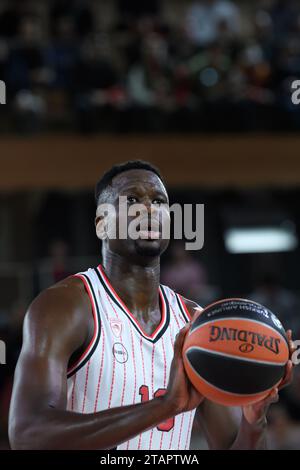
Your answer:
242;329;296;426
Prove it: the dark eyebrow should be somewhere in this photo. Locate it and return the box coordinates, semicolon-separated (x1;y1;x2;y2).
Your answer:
152;191;168;201
118;187;168;199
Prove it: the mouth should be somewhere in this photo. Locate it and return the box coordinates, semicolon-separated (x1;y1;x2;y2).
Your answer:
138;230;161;240
136;219;161;240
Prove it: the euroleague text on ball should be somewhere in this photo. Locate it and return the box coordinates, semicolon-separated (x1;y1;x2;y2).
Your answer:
0;340;6;365
0;80;6;104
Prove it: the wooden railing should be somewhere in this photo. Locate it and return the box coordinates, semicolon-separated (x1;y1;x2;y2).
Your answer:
0;134;299;189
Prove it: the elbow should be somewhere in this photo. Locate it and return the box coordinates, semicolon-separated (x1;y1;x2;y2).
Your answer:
9;418;48;450
9;424;29;450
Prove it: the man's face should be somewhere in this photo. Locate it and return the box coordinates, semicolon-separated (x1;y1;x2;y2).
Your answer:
96;169;171;261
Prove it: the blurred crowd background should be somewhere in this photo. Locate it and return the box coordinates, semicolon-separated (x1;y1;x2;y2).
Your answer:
1;0;300;451
1;0;300;133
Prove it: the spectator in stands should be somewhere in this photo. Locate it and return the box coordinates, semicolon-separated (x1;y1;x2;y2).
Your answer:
268;0;300;42
117;0;160;23
0;1;29;40
50;0;94;38
48;239;71;284
161;241;219;306
0;0;300;133
249;273;300;335
45;16;79;90
126;30;173;131
6;16;46;93
75;33;127;132
5;16;48;132
185;0;241;47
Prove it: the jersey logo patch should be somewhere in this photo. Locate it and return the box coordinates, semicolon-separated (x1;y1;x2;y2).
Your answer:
112;342;128;363
110;319;123;338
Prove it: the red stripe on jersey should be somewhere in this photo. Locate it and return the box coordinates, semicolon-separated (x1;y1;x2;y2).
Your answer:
177;413;185;449
126;325;137;450
82;359;91;413
137;337;146;450
98;293;110;322
161;336;167;388
104;290;127;409
185;412;194;450
120;348;127;407
178;295;192;320
159;336;167;450
169;323;174;348
93;329;105;412
130;327;137;401
149;343;156;449
67;274;98;375
175;301;188;325
104;289;120;320
168;324;176;450
169;303;181;329
108;355;116;409
98;265;166;340
140;337;146;384
168;426;176;449
71;373;77;411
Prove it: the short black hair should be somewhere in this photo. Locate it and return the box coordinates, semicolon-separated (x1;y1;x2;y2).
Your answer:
95;160;164;205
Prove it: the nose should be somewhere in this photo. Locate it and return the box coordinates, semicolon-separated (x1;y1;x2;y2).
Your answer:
139;198;156;214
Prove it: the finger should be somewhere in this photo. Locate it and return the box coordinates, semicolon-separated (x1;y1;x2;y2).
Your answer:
268;388;279;404
251;387;279;415
190;384;205;403
278;360;293;390
174;324;190;355
286;330;296;355
193;307;204;320
263;387;279;406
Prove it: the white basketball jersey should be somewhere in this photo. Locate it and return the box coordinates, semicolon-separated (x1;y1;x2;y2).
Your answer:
66;265;196;450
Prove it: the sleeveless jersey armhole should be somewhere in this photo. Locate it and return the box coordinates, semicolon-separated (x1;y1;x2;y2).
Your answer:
175;294;193;322
67;274;101;378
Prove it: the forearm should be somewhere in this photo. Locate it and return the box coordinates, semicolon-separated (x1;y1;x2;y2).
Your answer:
10;396;176;450
230;415;268;450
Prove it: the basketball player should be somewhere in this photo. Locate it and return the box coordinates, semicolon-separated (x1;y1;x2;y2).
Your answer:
9;161;294;450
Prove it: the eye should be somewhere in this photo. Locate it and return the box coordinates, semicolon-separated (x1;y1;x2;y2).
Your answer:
152;199;164;206
127;196;138;204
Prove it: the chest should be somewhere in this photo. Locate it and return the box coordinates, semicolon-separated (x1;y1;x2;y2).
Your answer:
87;316;177;410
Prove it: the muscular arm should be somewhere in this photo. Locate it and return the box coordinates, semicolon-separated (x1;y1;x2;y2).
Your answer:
196;399;267;450
9;278;177;450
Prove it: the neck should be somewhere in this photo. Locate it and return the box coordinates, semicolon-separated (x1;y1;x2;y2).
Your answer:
101;249;161;316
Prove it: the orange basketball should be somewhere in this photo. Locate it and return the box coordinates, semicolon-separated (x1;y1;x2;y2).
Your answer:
182;298;289;406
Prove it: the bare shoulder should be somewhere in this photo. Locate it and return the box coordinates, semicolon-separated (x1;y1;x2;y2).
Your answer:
180;296;203;320
23;276;92;356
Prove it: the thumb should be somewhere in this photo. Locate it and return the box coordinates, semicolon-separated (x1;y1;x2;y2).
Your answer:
174;324;190;357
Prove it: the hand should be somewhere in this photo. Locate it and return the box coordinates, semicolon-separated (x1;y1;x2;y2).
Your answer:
164;324;205;414
242;329;296;426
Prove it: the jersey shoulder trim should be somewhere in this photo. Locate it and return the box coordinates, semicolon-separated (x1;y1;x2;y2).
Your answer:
175;293;193;322
67;273;101;378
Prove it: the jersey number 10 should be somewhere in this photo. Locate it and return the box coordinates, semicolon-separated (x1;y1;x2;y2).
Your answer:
139;385;175;431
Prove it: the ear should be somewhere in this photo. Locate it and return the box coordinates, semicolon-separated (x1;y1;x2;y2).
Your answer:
95;215;108;240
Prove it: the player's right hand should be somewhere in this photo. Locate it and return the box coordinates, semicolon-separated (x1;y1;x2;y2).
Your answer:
164;324;205;414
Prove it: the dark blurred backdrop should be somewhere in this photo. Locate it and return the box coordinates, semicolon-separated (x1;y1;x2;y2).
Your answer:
0;0;300;133
1;0;300;451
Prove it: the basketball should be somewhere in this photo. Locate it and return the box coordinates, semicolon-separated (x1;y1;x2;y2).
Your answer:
182;299;289;406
